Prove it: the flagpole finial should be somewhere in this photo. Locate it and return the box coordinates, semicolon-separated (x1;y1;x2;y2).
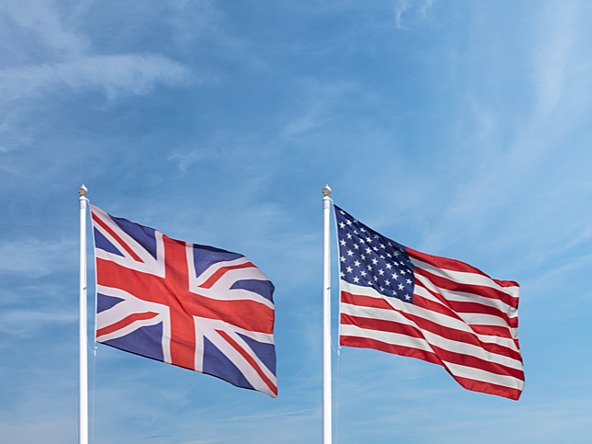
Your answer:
78;184;88;197
322;184;332;197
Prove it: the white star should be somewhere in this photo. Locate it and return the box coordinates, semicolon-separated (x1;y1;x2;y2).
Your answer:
392;272;399;280
398;283;404;290
385;263;392;269
339;222;345;229
372;258;378;265
360;270;367;277
354;260;361;267
406;278;412;284
346;266;353;273
340;239;346;246
340;256;346;263
378;269;384;275
385;279;391;286
405;294;411;301
347;250;354;257
353;276;360;283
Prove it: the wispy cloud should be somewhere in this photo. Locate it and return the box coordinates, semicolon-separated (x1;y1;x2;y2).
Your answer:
0;308;76;338
394;0;434;29
0;0;89;60
0;54;193;102
0;238;76;276
413;1;592;265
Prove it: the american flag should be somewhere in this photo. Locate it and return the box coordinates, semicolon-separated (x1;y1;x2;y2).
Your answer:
90;205;277;397
334;205;524;400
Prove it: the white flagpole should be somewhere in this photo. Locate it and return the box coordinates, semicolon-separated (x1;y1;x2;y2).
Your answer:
78;185;89;444
322;184;332;444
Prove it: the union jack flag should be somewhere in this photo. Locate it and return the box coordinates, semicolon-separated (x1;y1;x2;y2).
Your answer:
90;205;277;397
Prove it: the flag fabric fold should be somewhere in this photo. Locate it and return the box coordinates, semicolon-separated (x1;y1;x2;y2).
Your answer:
90;204;277;397
334;205;524;400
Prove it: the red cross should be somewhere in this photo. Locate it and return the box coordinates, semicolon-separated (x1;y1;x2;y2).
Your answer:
95;233;274;372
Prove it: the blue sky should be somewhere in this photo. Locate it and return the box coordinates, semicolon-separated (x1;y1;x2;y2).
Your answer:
1;0;592;442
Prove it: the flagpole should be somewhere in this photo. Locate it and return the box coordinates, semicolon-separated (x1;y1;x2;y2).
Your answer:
322;184;332;444
78;184;89;444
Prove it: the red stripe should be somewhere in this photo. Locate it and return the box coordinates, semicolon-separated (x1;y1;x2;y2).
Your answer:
199;262;254;289
472;325;521;351
414;280;518;330
414;266;519;309
97;311;159;338
453;374;523;400
443;298;518;328
340;289;525;398
341;302;522;364
341;290;393;310
341;335;522;400
341;306;522;364
340;335;441;366
217;329;278;397
91;212;143;262
407;247;519;288
341;289;517;346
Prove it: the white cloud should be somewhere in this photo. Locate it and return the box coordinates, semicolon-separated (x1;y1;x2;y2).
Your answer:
0;238;77;276
0;308;77;338
0;53;193;101
0;0;89;59
394;0;434;29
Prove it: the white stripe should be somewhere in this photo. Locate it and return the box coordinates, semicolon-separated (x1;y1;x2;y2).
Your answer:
198;318;276;396
341;324;523;392
414;282;512;329
96;317;160;343
341;281;520;353
186;249;274;309
445;362;524;391
414;272;518;320
411;257;519;299
341;302;523;371
90;205;165;277
96;285;172;363
340;323;434;354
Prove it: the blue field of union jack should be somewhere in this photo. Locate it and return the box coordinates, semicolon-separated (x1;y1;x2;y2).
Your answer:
90;205;277;397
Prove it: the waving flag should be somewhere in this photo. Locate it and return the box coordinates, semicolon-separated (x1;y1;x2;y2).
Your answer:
90;205;277;397
334;205;524;400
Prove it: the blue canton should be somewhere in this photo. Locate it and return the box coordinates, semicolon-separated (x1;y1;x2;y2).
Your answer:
334;205;415;303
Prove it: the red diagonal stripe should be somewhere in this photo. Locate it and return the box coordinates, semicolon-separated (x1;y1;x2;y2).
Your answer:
92;212;143;262
97;311;159;338
199;262;255;289
217;329;277;397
